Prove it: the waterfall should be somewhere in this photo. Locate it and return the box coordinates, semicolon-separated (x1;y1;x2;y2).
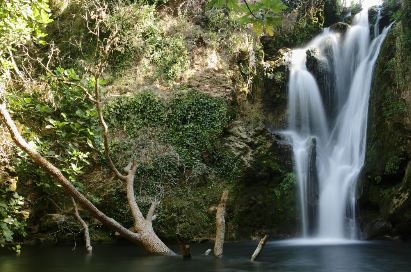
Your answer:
285;5;391;241
374;7;382;38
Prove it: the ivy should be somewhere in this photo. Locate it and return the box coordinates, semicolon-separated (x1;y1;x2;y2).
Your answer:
165;90;230;165
105;91;166;137
105;89;238;187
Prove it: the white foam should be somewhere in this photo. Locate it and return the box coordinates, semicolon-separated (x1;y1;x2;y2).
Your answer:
269;238;367;246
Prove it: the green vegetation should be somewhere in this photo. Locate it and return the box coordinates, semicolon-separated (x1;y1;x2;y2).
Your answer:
207;0;286;35
0;0;53;252
360;0;411;239
1;0;409;253
0;174;27;253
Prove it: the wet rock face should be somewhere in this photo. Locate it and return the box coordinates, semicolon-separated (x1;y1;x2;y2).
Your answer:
305;48;336;121
306;137;319;236
230;129;296;239
363;219;394;239
224;121;266;168
262;48;291;130
387;162;411;220
368;6;379;27
360;20;411;240
329;22;350;34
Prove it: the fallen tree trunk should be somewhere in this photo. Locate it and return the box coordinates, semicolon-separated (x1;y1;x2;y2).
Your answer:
0;104;175;256
250;234;269;262
214;190;229;258
72;198;92;254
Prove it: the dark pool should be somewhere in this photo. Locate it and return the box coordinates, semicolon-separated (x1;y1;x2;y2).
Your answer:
1;240;410;272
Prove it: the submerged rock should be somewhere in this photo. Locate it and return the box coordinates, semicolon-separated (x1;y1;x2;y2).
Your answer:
363;219;393;239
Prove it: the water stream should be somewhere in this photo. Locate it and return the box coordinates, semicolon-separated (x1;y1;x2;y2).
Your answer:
286;5;391;241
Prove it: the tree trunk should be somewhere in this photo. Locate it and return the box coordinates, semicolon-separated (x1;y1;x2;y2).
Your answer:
180;243;191;260
123;163;175;255
214;190;229;258
250;234;269;262
72;198;92;254
0;104;175;256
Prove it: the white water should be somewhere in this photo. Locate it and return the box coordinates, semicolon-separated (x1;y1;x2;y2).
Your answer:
285;7;391;241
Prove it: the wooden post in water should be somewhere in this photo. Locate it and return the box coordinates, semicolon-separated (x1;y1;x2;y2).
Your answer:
251;234;269;261
214;190;229;258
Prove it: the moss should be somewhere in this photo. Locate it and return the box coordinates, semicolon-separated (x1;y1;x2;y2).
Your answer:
230;134;295;238
385;156;406;175
361;16;411;239
365;23;409;180
155;182;228;242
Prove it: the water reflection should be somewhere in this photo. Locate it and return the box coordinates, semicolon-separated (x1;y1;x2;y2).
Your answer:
0;241;410;272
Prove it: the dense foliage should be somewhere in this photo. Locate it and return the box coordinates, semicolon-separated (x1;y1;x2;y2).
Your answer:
207;0;286;35
1;0;409;252
0;0;53;252
105;89;239;187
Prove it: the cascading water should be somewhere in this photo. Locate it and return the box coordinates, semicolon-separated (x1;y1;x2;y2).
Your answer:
285;4;391;242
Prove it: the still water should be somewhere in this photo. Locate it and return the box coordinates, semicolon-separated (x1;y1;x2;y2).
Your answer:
1;241;410;272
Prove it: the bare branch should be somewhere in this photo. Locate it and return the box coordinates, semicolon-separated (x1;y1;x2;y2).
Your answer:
242;0;259;20
123;161;133;173
92;73;126;180
0;103;141;243
251;234;269;261
125;162;146;231
146;201;159;223
62;81;97;103
72;197;93;254
82;2;126;181
8;49;26;83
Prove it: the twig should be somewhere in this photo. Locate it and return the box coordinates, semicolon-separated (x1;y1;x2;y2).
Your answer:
242;0;259;20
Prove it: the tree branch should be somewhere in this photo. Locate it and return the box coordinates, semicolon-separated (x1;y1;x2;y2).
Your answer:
146;201;159;223
0;103;141;243
124;161;145;231
242;0;259;20
72;197;92;254
251;234;269;261
93;74;127;180
62;81;97;103
8;49;26;83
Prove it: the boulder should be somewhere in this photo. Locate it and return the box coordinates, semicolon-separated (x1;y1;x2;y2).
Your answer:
363;219;393;239
306;48;335;119
329;22;350;34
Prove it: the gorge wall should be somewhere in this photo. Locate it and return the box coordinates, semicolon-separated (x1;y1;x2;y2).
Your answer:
4;0;411;246
360;0;411;240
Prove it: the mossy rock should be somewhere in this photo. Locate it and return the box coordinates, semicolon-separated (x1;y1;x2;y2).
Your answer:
230;131;295;239
360;19;411;240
